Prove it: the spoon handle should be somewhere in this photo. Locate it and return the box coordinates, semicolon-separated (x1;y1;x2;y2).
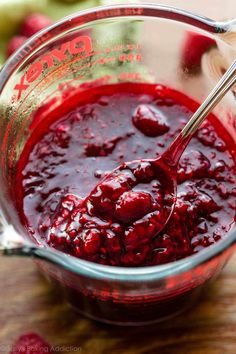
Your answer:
163;59;236;166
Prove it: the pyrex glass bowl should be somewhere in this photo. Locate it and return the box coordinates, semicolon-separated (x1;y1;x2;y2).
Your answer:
0;4;235;325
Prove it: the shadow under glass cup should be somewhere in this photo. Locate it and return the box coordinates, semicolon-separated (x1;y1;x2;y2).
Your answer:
0;4;235;325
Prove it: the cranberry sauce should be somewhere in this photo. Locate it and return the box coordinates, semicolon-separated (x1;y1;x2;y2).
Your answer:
16;83;236;267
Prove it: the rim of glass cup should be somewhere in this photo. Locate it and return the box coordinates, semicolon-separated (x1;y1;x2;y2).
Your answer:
0;3;235;282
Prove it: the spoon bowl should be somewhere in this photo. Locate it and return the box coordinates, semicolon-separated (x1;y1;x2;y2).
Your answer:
83;158;176;238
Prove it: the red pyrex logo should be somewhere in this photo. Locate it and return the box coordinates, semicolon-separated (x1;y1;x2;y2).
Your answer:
14;35;93;100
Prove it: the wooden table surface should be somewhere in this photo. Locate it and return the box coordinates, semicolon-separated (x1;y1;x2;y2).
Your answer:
1;1;236;353
1;255;236;353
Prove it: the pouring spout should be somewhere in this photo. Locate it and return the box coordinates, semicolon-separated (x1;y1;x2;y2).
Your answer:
215;19;236;48
220;18;236;32
207;19;236;34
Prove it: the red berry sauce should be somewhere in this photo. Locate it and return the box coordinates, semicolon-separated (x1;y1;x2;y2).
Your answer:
16;83;236;267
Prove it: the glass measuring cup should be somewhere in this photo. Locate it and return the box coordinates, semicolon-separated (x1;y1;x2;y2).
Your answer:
0;4;235;325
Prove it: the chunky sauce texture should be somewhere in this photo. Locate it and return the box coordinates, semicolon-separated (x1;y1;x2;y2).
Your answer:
17;83;236;266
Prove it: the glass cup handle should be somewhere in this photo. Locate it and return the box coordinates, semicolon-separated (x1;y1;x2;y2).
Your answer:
0;211;34;256
0;214;71;270
0;221;26;256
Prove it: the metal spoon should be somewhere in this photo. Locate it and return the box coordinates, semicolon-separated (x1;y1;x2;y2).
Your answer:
1;59;236;262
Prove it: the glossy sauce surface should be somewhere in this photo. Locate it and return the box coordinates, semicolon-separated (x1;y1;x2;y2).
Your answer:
16;83;236;266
